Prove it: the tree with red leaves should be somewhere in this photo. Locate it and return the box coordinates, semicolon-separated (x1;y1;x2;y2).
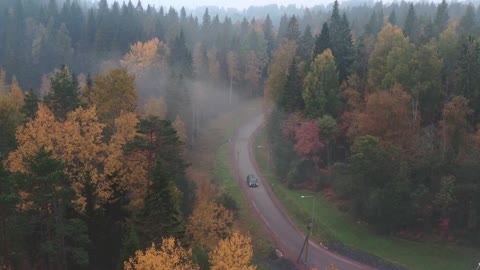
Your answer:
294;121;324;161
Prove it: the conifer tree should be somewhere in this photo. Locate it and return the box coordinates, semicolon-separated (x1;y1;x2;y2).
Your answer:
313;22;330;58
279;59;304;113
44;65;80;121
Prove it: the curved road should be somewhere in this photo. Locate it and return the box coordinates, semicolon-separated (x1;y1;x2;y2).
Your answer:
233;113;374;270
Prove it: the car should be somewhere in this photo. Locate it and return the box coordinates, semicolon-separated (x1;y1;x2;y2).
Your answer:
246;174;259;187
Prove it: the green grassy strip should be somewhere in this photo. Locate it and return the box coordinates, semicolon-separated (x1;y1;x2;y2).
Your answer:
254;127;480;270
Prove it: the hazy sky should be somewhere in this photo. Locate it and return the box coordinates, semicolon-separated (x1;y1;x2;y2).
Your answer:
106;0;321;10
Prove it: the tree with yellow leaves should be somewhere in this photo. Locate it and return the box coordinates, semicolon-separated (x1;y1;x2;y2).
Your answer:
172;115;187;143
104;111;149;209
7;105;107;209
124;237;199;270
9;77;24;109
209;231;256;270
120;38;170;75
87;68;138;134
142;96;167;119
187;198;234;249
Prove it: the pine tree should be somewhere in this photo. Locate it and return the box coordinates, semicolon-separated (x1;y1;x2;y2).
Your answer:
297;25;314;62
44;65;80;121
434;0;449;37
21;88;38;120
0;160;18;268
279;59;304;113
285;15;301;43
170;30;193;78
459;4;476;36
313;22;330;58
15;147;88;269
276;14;288;46
263;14;275;57
403;4;418;43
132;118;190;241
388;10;397;25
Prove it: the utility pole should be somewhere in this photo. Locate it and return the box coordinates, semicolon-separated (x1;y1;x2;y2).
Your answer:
297;222;312;268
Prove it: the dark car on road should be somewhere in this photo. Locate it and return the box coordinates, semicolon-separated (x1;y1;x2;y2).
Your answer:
247;174;259;187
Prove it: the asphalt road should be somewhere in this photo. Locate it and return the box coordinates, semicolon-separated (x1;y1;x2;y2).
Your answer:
233;113;375;270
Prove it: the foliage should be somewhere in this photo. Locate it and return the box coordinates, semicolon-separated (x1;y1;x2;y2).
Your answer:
209;231;256;270
124;238;199;270
187;198;234;249
44;65;80;121
303;49;339;118
88;68;138;134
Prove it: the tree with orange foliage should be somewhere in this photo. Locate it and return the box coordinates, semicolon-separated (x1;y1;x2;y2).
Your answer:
209;231;257;270
124;238;199;270
103;112;149;209
187;198;234;249
7;105;107;209
120;38;170;74
354;84;419;149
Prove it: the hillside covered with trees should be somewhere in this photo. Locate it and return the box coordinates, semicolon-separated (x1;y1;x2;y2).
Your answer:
1;0;480;269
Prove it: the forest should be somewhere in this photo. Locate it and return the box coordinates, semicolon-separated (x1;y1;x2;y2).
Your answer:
1;0;480;269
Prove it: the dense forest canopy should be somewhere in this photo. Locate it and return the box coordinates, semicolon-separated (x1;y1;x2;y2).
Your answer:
2;0;480;269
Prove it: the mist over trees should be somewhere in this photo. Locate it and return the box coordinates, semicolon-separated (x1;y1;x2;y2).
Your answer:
2;0;480;269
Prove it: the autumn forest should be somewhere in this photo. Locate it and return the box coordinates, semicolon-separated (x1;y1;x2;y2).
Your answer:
1;0;480;269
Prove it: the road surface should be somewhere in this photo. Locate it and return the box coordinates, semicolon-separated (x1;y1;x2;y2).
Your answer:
233;113;375;270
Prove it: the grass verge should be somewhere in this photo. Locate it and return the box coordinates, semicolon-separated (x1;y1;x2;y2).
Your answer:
254;126;480;270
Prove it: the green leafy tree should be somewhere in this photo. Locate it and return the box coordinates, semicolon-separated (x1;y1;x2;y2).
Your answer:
368;23;412;91
318;115;337;168
303;49;339;118
456;36;480;122
350;136;413;231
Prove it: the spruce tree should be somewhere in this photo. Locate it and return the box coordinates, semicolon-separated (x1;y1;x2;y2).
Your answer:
279;59;304;113
44;65;80;121
16;147;88;269
21;88;38;120
403;4;418;43
330;8;355;83
434;0;449;36
313;22;330;58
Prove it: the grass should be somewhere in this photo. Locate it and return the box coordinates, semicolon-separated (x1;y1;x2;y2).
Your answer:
254;126;480;270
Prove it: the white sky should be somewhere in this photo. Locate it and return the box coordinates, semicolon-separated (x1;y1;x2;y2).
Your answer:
106;0;322;10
